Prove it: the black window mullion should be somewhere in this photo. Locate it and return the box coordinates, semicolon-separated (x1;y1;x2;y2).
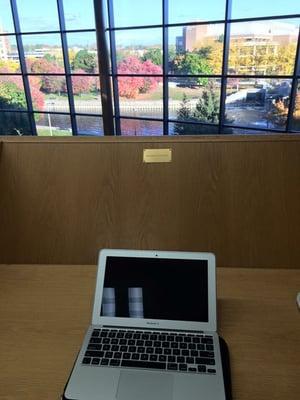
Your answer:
94;0;115;136
163;0;169;135
57;0;78;135
10;0;37;135
218;0;232;134
286;27;300;131
107;0;121;135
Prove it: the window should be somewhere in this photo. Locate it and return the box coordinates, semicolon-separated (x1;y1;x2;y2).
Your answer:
0;0;300;136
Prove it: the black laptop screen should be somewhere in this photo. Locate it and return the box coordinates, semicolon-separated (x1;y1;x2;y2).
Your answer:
100;256;208;322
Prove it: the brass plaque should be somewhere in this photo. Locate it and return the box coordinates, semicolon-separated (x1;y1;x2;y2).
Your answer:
143;148;172;163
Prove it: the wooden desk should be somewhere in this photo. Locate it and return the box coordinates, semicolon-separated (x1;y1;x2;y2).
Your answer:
0;265;299;400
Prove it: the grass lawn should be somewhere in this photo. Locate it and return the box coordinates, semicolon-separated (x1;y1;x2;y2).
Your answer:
136;86;203;101
37;128;72;136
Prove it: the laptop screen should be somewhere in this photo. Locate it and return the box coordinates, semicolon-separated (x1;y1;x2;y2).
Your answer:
100;256;208;322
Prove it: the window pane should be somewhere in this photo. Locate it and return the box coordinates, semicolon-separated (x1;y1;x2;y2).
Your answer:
225;78;292;130
63;0;95;30
23;34;64;73
169;78;220;123
0;0;15;33
118;77;163;119
0;35;21;72
231;0;300;19
17;0;60;32
67;32;98;73
169;121;219;135
0;111;32;135
169;24;224;75
222;127;274;134
169;0;226;24
291;80;300;131
29;75;69;113
72;76;101;114
0;75;26;111
77;115;104;135
113;0;162;27
120;118;163;136
115;28;162;72
228;19;300;76
35;113;72;136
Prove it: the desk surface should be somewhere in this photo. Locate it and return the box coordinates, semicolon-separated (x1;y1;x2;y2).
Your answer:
0;265;299;400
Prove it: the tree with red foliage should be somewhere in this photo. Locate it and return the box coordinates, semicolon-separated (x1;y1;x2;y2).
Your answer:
71;70;93;95
117;56;162;99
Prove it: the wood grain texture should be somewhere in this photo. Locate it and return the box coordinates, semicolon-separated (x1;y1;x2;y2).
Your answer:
0;136;299;267
0;264;299;400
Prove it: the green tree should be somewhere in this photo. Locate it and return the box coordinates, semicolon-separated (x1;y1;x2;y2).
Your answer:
174;85;220;135
72;50;97;73
0;82;30;135
142;48;162;66
172;52;213;86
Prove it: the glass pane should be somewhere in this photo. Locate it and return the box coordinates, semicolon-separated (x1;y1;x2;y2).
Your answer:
113;0;162;27
120;119;163;136
232;0;300;19
169;24;224;75
0;75;26;111
35;113;72;136
72;76;101;114
118;77;163;119
222;127;273;134
23;34;64;72
77;115;104;135
169;121;219;135
16;0;60;32
225;78;292;130
63;0;95;30
0;112;32;135
29;75;69;112
291;80;300;131
0;0;15;33
169;0;226;24
228;19;300;75
0;35;21;72
115;28;162;72
67;32;98;73
169;78;220;123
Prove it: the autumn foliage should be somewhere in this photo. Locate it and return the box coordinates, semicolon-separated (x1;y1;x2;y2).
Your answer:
117;57;162;99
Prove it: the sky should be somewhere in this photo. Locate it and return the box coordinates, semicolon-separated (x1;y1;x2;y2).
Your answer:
0;0;299;46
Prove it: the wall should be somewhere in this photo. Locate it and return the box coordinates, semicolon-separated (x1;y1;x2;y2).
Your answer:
0;135;299;267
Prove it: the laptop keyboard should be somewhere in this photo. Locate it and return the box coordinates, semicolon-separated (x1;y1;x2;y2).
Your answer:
81;328;216;374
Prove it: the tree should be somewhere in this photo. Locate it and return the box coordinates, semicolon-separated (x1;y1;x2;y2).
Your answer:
172;52;213;86
142;48;162;66
70;70;93;95
174;85;220;135
72;50;97;73
117;56;162;98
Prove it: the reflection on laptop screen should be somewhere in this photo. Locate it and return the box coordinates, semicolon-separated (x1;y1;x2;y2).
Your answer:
100;256;208;322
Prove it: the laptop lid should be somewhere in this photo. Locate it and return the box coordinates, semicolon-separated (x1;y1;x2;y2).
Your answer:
92;249;217;332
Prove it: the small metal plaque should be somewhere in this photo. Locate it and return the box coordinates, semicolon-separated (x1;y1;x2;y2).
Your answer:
143;148;172;163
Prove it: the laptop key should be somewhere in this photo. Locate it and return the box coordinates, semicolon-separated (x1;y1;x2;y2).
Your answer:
202;338;213;344
200;351;214;358
91;358;100;365
179;364;187;371
105;351;113;358
206;344;214;351
155;348;163;354
90;338;101;344
132;353;139;360
207;369;216;374
167;363;178;371
88;344;102;351
85;351;104;358
188;367;197;372
196;358;215;365
101;358;109;365
92;330;100;337
110;359;121;366
159;355;167;362
197;365;206;373
150;355;158;361
123;353;131;359
141;354;148;361
121;360;166;370
82;357;91;365
114;352;122;359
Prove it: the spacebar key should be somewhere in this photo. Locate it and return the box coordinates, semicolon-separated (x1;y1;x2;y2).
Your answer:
121;360;166;370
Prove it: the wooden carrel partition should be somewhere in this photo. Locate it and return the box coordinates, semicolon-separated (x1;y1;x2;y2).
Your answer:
0;136;299;268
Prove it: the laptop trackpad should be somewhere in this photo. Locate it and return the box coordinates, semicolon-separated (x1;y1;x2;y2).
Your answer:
117;370;173;400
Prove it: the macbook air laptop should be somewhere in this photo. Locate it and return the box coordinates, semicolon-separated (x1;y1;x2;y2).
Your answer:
63;249;226;400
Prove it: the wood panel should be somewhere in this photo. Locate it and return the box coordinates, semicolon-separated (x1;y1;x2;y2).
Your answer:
0;136;299;267
0;264;299;399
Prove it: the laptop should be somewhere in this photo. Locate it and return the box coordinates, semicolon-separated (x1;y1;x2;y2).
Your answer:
63;249;226;400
